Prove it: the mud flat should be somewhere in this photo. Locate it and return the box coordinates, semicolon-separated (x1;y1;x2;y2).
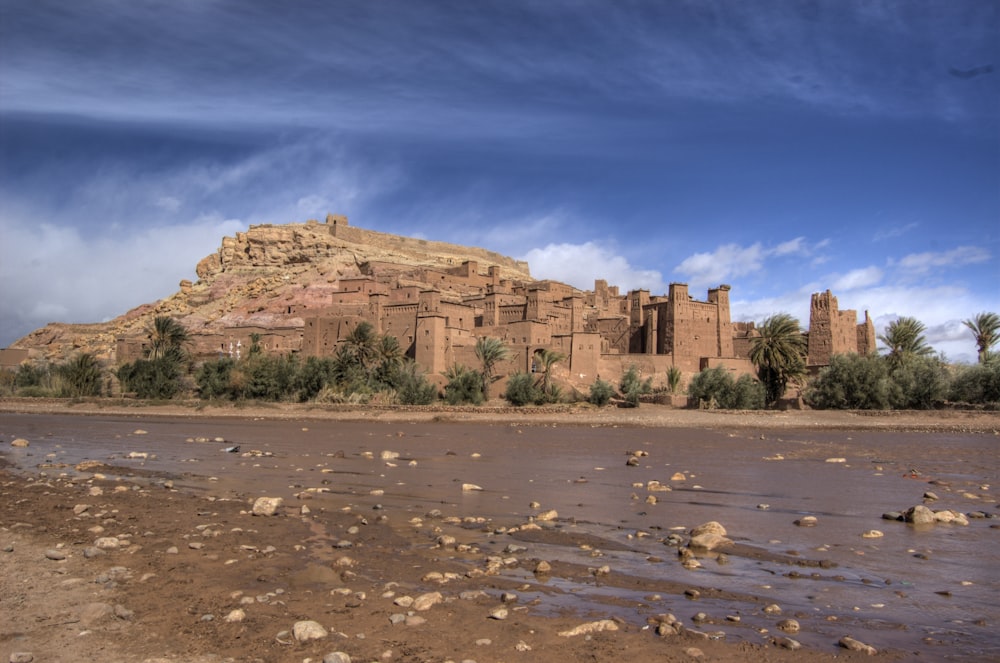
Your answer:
1;402;998;662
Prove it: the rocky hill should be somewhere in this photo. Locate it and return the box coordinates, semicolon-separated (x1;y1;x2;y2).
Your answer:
10;216;534;364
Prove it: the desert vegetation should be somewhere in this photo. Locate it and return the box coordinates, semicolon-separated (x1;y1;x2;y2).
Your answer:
3;312;999;410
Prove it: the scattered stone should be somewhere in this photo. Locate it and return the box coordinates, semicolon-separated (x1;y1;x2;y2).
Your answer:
558;619;619;637
763;603;782;615
252;497;284;516
774;636;801;650
777;618;800;633
794;516;818;527
79;602;115;626
45;548;67;561
489;607;508;620
825;457;846;463
323;652;351;663
462;483;483;492
688;522;731;550
292;620;328;642
903;505;936;525
923;491;939;501
11;438;30;447
9;653;33;663
671;472;686;481
412;591;443;611
94;536;122;550
380;450;400;461
534;560;552;575
861;530;884;538
839;635;877;655
404;615;426;626
683;647;705;659
535;509;558;522
224;609;246;623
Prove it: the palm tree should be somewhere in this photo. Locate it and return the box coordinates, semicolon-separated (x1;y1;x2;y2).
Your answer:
147;316;190;362
474;336;509;401
878;316;933;367
343;322;379;373
962;312;1000;364
749;313;807;407
535;349;566;394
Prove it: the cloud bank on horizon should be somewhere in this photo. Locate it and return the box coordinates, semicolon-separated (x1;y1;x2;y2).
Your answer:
1;0;997;362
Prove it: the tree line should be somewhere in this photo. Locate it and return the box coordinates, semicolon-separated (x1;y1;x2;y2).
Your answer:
3;312;998;410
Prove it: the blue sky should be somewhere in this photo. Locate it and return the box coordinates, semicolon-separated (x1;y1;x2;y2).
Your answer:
1;0;997;362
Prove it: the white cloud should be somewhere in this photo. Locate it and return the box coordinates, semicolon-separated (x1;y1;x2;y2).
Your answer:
831;267;883;291
673;238;827;289
894;246;990;275
521;242;666;294
674;243;766;288
0;212;246;346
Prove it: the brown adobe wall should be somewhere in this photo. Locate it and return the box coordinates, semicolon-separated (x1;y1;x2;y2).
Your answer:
328;217;531;277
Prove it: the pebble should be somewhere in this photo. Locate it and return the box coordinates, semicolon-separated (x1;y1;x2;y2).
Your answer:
45;549;67;561
861;530;884;538
9;653;33;663
11;438;30;447
489;607;508;620
794;516;818;527
322;653;351;663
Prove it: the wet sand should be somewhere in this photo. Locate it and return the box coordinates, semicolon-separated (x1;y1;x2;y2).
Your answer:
1;400;998;662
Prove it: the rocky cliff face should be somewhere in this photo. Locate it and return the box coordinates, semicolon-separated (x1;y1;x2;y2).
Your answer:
10;219;533;365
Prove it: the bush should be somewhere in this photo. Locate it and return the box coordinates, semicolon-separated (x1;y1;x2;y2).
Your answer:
195;358;236;399
949;362;1000;405
443;364;484;405
687;367;764;410
723;374;766;409
117;357;181;399
687;366;731;408
588;379;615;406
393;362;438;405
620;366;652;407
504;372;540;406
57;353;103;397
806;354;892;410
233;354;299;401
889;355;948;409
294;356;336;401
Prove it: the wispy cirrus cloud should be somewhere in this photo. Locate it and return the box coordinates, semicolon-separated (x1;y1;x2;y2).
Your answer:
893;246;991;275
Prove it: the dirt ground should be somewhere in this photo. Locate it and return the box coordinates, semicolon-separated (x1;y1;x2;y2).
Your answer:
2;399;997;663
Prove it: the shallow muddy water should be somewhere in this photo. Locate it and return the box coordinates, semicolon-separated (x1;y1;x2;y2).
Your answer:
3;413;998;659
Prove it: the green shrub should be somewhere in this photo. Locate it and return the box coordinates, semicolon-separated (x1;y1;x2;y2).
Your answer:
687;367;764;410
195;358;236;399
889;355;948;409
722;374;766;409
588;379;615;406
443;364;484;405
15;362;49;388
57;353;103;397
393;362;438;405
117;357;180;399
504;372;540;406
949;362;1000;405
687;366;731;408
806;354;892;410
294;356;335;401
620;366;652;407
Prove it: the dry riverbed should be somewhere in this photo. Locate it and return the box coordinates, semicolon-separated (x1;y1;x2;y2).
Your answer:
1;399;998;663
